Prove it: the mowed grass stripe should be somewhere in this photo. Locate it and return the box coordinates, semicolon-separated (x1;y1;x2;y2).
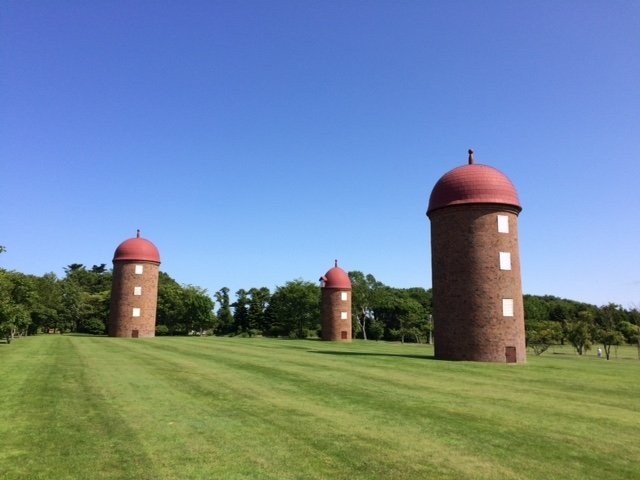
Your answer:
1;336;639;479
75;338;261;479
1;336;162;480
112;337;639;478
117;340;640;478
0;337;54;466
78;337;410;480
86;338;520;479
138;337;638;435
97;338;495;479
67;340;640;478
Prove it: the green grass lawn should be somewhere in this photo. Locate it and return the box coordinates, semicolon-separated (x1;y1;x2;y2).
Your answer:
1;336;639;480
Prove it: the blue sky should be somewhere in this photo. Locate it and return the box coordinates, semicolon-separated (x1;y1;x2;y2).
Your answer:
1;1;639;308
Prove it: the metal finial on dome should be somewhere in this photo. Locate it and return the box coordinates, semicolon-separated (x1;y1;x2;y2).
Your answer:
136;229;140;238
468;149;475;165
334;259;338;267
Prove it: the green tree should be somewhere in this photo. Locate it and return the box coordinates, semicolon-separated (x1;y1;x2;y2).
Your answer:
594;303;625;360
247;287;270;335
369;287;431;343
402;288;433;343
65;263;84;272
214;287;234;335
0;303;30;343
64;263;112;294
233;289;250;334
0;270;35;342
566;310;594;355
60;263;112;333
367;318;385;340
30;273;63;333
621;308;640;359
265;280;320;338
549;301;573;345
524;295;551;324
83;316;107;335
156;272;186;334
91;264;107;274
155;273;217;335
0;271;15;342
348;271;383;340
620;311;640;360
78;290;110;334
526;320;562;355
384;296;428;344
182;285;217;335
59;280;82;333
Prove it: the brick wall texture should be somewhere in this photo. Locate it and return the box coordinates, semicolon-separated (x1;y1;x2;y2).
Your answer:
108;261;159;338
430;204;526;363
321;288;352;341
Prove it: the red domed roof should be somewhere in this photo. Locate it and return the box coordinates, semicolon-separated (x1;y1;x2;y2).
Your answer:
113;230;161;264
320;260;351;289
427;150;521;216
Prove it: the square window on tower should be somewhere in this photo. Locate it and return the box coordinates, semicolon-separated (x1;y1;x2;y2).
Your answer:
341;311;348;320
499;252;512;270
502;299;514;317
341;292;348;301
132;308;141;317
134;265;144;274
134;286;142;296
497;215;509;233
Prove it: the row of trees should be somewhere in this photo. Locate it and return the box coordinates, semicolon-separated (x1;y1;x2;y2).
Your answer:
1;249;639;358
0;262;217;341
211;273;433;342
0;263;114;340
0;261;434;343
524;295;640;358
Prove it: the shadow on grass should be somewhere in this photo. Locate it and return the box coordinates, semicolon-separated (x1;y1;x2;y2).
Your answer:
310;350;436;361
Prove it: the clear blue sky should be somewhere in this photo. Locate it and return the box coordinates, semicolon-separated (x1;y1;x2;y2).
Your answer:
1;1;639;308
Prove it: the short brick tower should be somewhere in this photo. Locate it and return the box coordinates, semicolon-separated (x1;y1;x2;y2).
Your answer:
319;260;352;341
108;230;161;338
427;150;525;363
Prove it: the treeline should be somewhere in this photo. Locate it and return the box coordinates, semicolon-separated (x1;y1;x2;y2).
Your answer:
212;272;434;343
0;263;112;341
0;264;434;343
0;264;218;341
1;259;639;359
524;294;640;358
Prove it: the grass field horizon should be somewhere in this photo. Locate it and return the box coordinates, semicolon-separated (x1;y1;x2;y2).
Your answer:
1;335;639;479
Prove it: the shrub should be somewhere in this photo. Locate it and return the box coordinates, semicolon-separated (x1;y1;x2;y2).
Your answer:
83;319;106;335
155;325;170;336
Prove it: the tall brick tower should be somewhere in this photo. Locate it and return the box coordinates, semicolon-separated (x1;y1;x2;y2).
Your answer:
108;230;161;338
319;260;352;341
427;150;525;363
